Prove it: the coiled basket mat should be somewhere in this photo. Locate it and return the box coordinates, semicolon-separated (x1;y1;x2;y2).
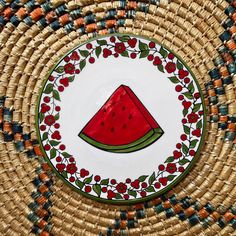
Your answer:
0;0;236;235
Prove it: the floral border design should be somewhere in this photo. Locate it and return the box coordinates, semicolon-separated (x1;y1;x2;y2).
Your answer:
38;35;204;201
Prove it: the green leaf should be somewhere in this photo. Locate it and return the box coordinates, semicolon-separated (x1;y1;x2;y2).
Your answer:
115;193;123;199
62;152;71;158
79;50;89;57
169;76;179;84
159;47;168;58
193;103;201;113
55;113;60;121
190;139;198;148
117;35;130;42
53;90;61;101
83;175;93;184
128;190;137;198
146;186;155;192
100;178;109;185
157;64;164;73
167;175;176;181
39;113;44;123
165;156;174;163
179;158;190;166
140;49;150;58
139;41;149;51
188;81;195;93
68;76;75;82
148;172;156;185
183;108;188;117
177;60;183;70
183;125;190;135
44;83;53;94
50;148;57;159
183;92;193;99
49;140;60;146
55;66;64;73
138;175;149;182
97;40;107;45
61;171;68;179
182;143;189;156
95;46;102;58
92;184;101;197
196;120;202;129
42;132;48;141
75;179;84;189
79;60;86;71
121;51;129;57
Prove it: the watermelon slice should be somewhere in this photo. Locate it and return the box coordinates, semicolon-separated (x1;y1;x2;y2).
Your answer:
79;85;164;153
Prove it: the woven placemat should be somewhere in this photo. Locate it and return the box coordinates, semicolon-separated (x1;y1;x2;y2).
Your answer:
0;0;235;235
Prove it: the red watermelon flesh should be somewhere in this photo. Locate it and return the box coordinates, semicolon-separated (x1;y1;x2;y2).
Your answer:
79;85;164;153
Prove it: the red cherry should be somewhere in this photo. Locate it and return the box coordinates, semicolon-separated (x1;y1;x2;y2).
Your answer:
55;106;61;112
54;123;60;129
80;168;89;178
59;78;69;87
182;101;192;109
85;186;92;193
181;134;187;141
189;150;195;156
130;53;136;59
168;53;174;60
192;129;201;137
103;48;112;58
41;104;50;113
70;51;80;61
176;143;182;149
147;55;154;61
178;95;184;101
110;36;116;43
75;69;80;74
40;125;46;131
158;164;165;171
159;177;168;186
110;179;116;185
101;187;107;193
175;85;183;92
154;182;161;189
149;42;155;48
56;156;62;162
107;190;116;199
124;194;129;200
194;93;200;99
126;178;131;184
69;176;75;182
69;157;75;162
131;179;140;189
51;131;61;140
59;144;66;150
56;163;65;172
184;77;190;84
64;56;70;62
89;57;95;64
173;150;182;159
140;191;147;197
153;56;162;65
127;38;137;48
114;53;119;58
141;182;148;188
58;86;64;92
182;119;187;124
94;175;101;182
86;43;93;49
179;69;189;79
43;96;50;103
49;76;54;81
178;167;185;172
44;144;51;151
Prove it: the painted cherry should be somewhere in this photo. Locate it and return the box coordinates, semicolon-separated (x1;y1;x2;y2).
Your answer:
179;69;189;79
51;131;61;140
192;128;201;137
127;38;137;48
80;168;89;178
182;101;192;109
59;78;69;87
159;177;168;186
131;179;140;189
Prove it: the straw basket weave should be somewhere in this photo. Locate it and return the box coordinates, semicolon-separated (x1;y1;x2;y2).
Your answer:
0;0;236;235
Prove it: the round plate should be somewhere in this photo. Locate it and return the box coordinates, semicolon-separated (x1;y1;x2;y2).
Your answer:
36;34;206;204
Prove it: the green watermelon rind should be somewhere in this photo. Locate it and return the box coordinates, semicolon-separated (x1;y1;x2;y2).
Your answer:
79;127;164;153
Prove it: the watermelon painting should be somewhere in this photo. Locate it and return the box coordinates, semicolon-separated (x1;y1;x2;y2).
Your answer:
78;85;164;153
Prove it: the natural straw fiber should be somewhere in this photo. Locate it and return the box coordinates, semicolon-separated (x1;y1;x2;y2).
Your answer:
0;0;236;235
